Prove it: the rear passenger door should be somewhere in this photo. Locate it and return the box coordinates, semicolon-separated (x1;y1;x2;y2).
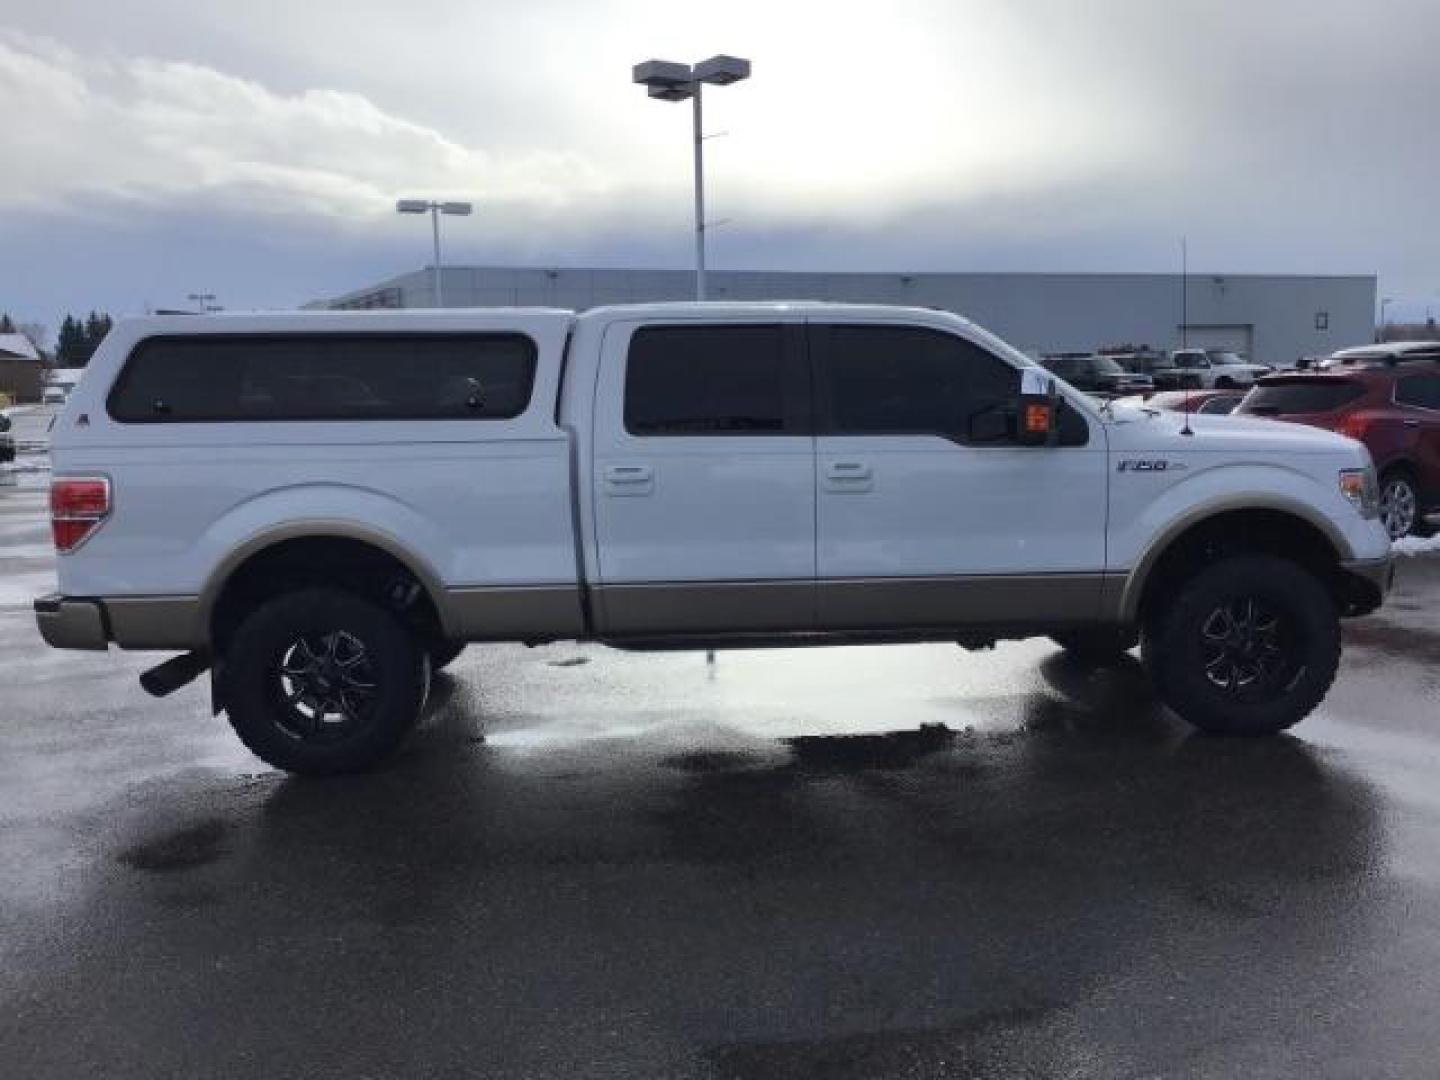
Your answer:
590;320;815;635
810;321;1109;630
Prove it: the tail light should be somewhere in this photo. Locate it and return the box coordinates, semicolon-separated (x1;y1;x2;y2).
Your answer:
51;476;111;553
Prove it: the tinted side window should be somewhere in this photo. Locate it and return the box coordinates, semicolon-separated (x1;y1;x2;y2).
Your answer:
109;334;537;422
625;324;791;436
1396;374;1440;410
817;325;1021;441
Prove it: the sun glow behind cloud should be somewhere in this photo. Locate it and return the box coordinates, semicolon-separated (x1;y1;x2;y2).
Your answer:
0;2;1161;234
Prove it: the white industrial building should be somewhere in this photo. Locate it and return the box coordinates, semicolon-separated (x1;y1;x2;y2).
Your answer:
311;268;1377;368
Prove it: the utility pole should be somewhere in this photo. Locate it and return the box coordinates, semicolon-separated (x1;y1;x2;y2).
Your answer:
1180;238;1188;349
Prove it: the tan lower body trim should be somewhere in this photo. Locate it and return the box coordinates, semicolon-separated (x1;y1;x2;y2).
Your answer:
445;585;586;640
106;596;204;650
816;574;1107;630
594;581;814;636
594;574;1113;637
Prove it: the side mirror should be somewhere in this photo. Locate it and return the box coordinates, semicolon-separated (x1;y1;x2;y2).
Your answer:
1015;368;1058;447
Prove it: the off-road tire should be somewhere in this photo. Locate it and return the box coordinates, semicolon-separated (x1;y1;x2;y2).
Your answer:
224;588;428;775
1143;555;1339;736
1049;628;1140;663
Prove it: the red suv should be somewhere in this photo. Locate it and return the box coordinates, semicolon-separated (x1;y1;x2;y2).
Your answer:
1237;342;1440;539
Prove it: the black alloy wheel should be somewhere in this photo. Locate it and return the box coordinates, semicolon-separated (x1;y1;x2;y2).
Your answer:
274;629;379;742
1197;596;1302;703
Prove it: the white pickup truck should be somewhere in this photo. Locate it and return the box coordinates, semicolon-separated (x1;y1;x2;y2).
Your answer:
36;303;1393;774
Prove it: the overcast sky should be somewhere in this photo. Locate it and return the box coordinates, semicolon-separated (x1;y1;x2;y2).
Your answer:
1;0;1437;340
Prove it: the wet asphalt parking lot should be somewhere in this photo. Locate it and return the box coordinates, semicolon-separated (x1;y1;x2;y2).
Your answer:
3;426;1440;1078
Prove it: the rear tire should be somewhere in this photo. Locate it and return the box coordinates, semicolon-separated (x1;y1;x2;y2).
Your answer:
1049;628;1139;663
223;588;429;775
1143;555;1339;736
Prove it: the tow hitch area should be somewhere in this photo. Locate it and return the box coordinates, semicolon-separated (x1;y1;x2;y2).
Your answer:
139;651;211;698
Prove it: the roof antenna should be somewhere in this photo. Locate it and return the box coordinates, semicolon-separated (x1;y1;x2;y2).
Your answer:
1179;236;1194;437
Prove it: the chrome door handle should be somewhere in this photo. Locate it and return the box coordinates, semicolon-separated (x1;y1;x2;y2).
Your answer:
823;461;873;492
603;464;654;496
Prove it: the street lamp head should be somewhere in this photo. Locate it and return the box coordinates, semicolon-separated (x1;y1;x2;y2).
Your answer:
632;59;692;89
396;199;429;214
693;55;750;86
647;83;695;102
439;202;473;216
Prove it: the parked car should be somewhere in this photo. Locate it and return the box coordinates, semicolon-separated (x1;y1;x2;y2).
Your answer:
1318;340;1440;371
1111;389;1247;416
1170;349;1271;389
37;305;1391;774
1039;353;1154;397
1104;349;1189;390
1237;346;1440;538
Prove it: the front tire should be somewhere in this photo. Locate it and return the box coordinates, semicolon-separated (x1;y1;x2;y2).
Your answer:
1143;555;1339;736
224;588;429;775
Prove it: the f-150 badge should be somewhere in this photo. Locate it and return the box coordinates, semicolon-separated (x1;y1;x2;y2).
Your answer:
1117;459;1189;472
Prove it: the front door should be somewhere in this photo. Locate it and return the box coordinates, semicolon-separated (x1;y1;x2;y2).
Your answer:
590;319;815;636
810;320;1110;630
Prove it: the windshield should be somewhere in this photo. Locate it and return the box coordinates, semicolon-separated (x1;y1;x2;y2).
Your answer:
1207;351;1244;366
1092;356;1127;375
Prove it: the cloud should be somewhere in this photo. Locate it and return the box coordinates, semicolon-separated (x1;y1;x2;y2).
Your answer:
0;29;609;222
1;0;1439;325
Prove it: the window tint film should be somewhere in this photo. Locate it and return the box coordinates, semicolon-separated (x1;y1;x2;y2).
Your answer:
1396;374;1440;410
624;324;789;436
109;334;537;422
818;325;1020;439
1240;380;1364;415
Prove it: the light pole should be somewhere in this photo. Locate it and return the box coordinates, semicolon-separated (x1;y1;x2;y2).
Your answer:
396;200;473;307
1379;296;1395;341
632;55;751;301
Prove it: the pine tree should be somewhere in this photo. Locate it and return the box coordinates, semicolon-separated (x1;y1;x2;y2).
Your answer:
0;313;14;334
56;315;84;366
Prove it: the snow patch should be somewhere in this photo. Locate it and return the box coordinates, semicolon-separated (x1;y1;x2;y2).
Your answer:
0;568;56;608
1393;534;1440;557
